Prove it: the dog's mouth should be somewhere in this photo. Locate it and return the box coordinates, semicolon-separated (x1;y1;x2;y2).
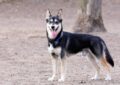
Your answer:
49;26;59;39
51;31;57;38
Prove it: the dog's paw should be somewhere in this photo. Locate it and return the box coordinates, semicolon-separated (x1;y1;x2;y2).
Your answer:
48;77;55;81
105;76;111;81
58;78;65;82
91;75;99;80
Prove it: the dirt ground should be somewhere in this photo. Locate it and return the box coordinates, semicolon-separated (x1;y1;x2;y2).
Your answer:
0;0;120;85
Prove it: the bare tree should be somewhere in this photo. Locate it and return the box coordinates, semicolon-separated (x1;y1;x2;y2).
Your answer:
73;0;106;33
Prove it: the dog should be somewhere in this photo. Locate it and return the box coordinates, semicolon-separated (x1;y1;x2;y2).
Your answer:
46;9;114;82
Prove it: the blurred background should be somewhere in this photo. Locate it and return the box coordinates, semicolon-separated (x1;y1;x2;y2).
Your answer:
0;0;120;85
0;0;120;36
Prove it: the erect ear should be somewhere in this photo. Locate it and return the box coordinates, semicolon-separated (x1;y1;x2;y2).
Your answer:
57;9;62;19
46;9;51;20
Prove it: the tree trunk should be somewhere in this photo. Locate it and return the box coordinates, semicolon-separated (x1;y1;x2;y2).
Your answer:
73;0;106;33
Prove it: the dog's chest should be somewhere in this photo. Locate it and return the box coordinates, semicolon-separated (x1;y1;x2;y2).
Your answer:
48;43;61;56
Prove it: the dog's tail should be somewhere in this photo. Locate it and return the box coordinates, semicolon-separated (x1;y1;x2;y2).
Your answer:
102;40;114;67
105;47;114;67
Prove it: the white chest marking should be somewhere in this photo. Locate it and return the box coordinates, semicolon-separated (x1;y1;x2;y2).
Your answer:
48;44;61;55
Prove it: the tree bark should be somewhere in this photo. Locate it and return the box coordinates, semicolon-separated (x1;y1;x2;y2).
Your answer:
73;0;106;33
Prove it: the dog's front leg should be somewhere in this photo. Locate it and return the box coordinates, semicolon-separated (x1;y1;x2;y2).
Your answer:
58;50;67;82
48;56;58;81
58;58;67;82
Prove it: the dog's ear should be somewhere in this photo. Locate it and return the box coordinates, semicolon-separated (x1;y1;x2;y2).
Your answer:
46;9;51;20
57;9;62;19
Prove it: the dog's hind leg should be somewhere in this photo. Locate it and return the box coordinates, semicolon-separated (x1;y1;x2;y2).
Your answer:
87;50;100;80
100;57;111;80
58;57;67;82
48;55;58;81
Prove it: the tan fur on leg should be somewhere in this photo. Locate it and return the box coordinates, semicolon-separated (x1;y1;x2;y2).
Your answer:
100;57;111;80
87;50;100;80
48;56;58;81
58;57;67;82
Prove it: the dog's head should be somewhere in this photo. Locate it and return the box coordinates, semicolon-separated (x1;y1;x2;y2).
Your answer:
46;9;63;39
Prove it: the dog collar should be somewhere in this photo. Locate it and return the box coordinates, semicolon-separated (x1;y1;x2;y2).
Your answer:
54;32;63;46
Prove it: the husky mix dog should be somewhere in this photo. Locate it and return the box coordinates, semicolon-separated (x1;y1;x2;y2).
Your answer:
46;9;114;82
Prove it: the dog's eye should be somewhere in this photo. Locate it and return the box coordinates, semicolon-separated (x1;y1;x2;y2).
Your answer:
55;21;59;24
49;21;52;24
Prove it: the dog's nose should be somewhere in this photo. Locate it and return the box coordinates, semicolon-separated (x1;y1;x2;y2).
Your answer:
51;26;55;30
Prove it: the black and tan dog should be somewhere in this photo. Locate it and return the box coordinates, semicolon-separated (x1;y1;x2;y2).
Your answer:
46;9;114;82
